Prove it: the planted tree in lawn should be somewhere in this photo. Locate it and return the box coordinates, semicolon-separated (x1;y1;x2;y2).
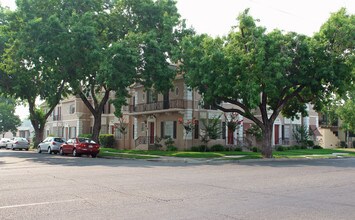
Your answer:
12;0;187;142
0;3;67;147
180;9;354;158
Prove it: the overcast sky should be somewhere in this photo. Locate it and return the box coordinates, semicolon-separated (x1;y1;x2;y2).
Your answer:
0;0;354;119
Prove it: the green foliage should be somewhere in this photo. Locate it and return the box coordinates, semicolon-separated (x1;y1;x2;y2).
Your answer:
99;134;115;148
235;147;243;152
276;146;286;151
0;96;21;134
210;144;225;152
292;125;310;146
200;116;222;146
79;134;92;138
191;145;208;152
307;140;315;147
251;147;259;153
312;145;323;149
179;8;354;158
246;124;263;141
166;145;177;151
340;141;348;148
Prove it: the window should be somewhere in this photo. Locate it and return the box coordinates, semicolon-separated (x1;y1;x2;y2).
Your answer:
161;121;177;138
69;104;75;114
142;93;145;102
141;122;145;132
175;87;179;96
147;90;158;103
69;127;76;138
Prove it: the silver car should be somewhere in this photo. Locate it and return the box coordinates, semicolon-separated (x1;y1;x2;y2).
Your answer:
37;137;65;154
6;137;29;150
0;138;11;149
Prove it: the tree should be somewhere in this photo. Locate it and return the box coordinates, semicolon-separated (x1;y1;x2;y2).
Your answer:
0;96;21;136
180;9;354;158
0;2;68;147
7;0;186;143
200;116;222;151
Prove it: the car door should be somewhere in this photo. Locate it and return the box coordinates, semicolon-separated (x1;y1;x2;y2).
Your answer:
40;138;48;151
64;139;74;154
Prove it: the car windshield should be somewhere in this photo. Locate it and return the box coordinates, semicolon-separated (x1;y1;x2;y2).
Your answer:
78;138;96;144
54;138;65;143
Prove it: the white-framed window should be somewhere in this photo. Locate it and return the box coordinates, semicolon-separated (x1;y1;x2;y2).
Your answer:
69;104;75;114
164;121;174;138
141;122;145;132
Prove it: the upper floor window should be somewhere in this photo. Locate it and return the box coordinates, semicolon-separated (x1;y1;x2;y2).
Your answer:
69;104;75;114
147;90;158;104
175;87;179;96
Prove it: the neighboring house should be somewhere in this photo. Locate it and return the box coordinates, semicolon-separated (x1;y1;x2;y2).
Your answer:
318;115;354;148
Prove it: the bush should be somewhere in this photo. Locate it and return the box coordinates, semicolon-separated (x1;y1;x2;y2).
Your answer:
235;147;243;152
251;147;259;152
210;144;225;152
306;140;314;147
353;141;355;148
276;146;285;151
191;145;208;152
312;145;323;149
79;134;92;138
166;145;177;151
99;134;115;148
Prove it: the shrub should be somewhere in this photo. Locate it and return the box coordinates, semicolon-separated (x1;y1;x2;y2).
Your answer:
191;145;208;152
276;146;285;151
166;145;177;151
235;147;242;152
99;134;115;148
210;144;225;152
312;145;323;149
79;134;92;138
251;147;259;152
307;140;314;147
353;141;355;148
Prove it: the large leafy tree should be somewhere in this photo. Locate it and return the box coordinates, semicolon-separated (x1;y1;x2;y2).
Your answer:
180;9;354;158
1;0;186;143
8;0;185;142
0;96;21;137
0;1;68;147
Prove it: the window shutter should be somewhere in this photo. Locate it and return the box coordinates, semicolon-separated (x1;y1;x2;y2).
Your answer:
173;121;177;139
194;120;199;139
161;122;164;138
222;122;226;139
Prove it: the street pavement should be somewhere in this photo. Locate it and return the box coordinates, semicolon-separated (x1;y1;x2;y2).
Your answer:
1;149;355;220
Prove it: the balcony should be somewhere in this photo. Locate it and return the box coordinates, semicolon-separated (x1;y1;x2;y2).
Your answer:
53;115;62;121
129;99;186;113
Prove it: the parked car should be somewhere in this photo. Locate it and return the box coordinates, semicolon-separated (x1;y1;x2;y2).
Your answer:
0;138;11;149
60;137;100;158
6;137;29;150
37;137;65;154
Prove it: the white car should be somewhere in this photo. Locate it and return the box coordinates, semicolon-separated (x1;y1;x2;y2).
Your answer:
0;138;11;149
37;137;65;154
6;137;29;150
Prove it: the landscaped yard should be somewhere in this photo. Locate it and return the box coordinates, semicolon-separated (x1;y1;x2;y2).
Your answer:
98;148;355;160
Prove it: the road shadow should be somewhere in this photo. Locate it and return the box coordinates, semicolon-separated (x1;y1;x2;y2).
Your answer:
2;150;355;168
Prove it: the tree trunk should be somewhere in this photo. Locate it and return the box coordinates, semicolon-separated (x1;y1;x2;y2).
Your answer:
33;127;44;148
92;115;102;143
261;124;273;158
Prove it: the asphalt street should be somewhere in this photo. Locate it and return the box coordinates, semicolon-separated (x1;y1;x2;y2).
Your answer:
1;149;355;220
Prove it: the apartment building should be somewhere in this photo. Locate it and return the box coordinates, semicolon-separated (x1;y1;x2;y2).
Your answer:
42;77;322;150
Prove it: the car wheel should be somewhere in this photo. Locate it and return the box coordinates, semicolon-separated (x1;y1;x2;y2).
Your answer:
91;154;97;158
53;152;58;155
59;148;65;156
25;148;29;151
37;146;42;153
47;147;52;154
11;145;15;150
73;149;80;157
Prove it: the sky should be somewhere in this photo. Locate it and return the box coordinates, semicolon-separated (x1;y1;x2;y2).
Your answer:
0;0;354;119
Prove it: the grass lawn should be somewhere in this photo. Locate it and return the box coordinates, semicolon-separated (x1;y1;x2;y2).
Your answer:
99;147;355;160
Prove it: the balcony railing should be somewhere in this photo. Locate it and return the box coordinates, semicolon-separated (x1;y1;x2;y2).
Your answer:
53;115;62;121
130;99;186;113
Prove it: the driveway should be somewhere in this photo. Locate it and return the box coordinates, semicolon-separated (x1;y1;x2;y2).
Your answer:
1;149;355;219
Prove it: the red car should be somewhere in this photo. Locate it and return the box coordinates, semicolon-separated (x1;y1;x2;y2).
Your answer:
60;138;100;158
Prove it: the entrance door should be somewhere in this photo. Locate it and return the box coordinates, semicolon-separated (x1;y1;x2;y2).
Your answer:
274;124;280;145
149;122;155;144
228;128;234;145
